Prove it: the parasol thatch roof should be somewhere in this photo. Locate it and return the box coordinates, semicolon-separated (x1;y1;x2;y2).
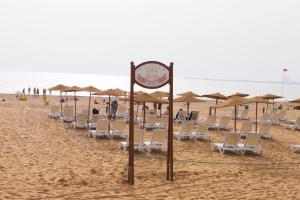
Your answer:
150;91;169;98
62;86;82;92
213;96;249;108
94;88;125;96
81;86;100;93
289;98;300;104
247;96;272;104
201;92;228;100
174;95;205;103
177;91;201;97
120;92;168;104
262;94;283;100
227;92;249;98
48;84;70;91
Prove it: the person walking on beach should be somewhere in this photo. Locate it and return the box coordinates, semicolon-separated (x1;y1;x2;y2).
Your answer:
111;99;118;120
33;87;36;97
36;88;40;97
22;88;25;95
28;87;31;95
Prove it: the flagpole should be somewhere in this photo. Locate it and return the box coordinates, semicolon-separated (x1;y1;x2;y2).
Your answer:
281;69;284;97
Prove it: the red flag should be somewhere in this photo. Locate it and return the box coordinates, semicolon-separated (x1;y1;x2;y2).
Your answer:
283;68;288;72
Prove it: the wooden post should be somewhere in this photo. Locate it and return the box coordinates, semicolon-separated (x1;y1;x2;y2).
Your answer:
234;105;237;133
60;91;63;116
108;95;111;119
256;102;258;133
128;62;135;185
273;99;275;109
209;106;212;116
88;91;92;122
187;102;190;117
143;102;146;129
74;91;77;122
167;62;174;181
215;99;218;115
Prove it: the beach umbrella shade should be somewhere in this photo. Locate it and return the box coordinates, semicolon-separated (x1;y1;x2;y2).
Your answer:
213;96;249;132
246;96;271;132
48;84;70;116
202;92;228;115
227;92;249;98
177;91;201;97
81;86;100;122
174;95;205;115
62;86;82;122
262;94;283;109
289;98;300;104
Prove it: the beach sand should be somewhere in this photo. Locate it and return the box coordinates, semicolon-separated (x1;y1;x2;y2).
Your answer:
0;94;300;199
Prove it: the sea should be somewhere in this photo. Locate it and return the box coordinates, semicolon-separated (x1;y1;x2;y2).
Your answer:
0;69;299;100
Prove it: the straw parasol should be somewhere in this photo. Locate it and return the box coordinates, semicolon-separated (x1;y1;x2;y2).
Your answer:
201;92;228;115
262;94;283;109
62;86;82;122
177;91;201;97
150;91;169;98
247;96;271;132
227;92;249;98
81;86;100;122
174;95;205;114
48;84;70;116
213;96;249;132
289;98;300;104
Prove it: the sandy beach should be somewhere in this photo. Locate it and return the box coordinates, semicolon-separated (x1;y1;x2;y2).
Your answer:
1;94;300;200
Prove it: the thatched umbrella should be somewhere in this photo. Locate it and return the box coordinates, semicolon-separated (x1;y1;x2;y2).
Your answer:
201;92;228;115
289;98;300;104
262;94;283;109
48;84;70;116
246;96;271;132
81;86;100;122
94;89;126;118
177;91;201;97
62;86;82;122
174;95;205;115
213;96;249;132
228;92;249;98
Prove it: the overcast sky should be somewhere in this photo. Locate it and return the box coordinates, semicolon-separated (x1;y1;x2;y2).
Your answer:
0;0;299;82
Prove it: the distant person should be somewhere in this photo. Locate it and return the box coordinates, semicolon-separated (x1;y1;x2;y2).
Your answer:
111;99;118;120
175;109;183;120
28;87;31;95
43;88;46;99
33;87;36;96
36;88;40;96
92;108;100;115
22;88;25;95
153;102;157;109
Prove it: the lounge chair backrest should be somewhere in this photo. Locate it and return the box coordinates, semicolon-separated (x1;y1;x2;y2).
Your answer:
197;123;208;133
149;109;157;116
147;115;157;125
96;119;110;132
190;111;199;121
64;108;73;118
178;111;187;119
114;120;126;131
50;105;59;114
207;115;216;126
271;112;280;121
117;106;126;113
261;113;269;121
244;134;260;147
151;129;167;144
219;116;230;126
181;122;194;133
241;110;249;118
224;133;239;146
91;115;100;123
134;128;144;144
160;115;169;126
259;124;271;133
77;113;88;123
240;121;252;133
279;110;286;118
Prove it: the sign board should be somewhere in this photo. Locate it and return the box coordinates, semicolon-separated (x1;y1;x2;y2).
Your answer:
135;62;169;89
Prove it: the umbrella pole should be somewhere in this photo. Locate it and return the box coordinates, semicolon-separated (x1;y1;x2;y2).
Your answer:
74;91;77;122
187;102;190;117
88;92;92;122
108;95;111;119
273;99;275;109
215;99;218;115
143;102;146;129
256;102;258;133
60;91;63;116
209;106;212;116
234;105;237;133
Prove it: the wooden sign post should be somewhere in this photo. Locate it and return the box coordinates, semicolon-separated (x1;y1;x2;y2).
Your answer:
128;61;174;185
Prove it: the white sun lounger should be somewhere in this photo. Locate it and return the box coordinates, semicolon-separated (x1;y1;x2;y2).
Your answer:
238;133;262;155
193;123;210;140
157;115;169;129
175;110;187;124
90;119;110;138
63;108;73;122
73;113;88;129
120;128;144;151
210;116;231;130
144;129;168;152
290;144;300;153
238;121;253;138
207;115;217;130
212;133;240;154
259;124;272;139
175;122;194;140
111;120;127;138
48;105;61;118
237;110;249;120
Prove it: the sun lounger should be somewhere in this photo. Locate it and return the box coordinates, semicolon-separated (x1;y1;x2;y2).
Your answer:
237;110;249;120
175;110;187;124
238;121;253;138
193;123;210;140
48;105;61;118
210;116;231;130
270;112;280;125
258;113;272;125
290;144;300;153
90;119;110;138
259;124;272;138
144;129;168;152
283;117;300;130
120;128;144;151
149;109;157;116
212;132;240;154
116;106;126;118
90;114;100;129
207;115;217;129
145;115;159;129
157;115;169;129
73;113;88;129
279;110;287;122
111;120;127;138
175;122;194;140
238;133;262;155
188;111;199;124
63;108;73;122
